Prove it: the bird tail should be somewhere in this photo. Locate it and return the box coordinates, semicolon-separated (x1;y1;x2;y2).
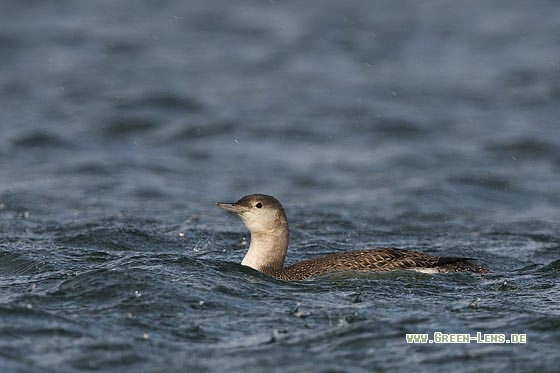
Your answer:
435;256;490;274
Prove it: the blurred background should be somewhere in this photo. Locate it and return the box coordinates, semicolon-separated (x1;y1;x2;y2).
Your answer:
1;0;559;220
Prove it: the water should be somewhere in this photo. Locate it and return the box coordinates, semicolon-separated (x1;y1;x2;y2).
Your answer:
1;0;559;371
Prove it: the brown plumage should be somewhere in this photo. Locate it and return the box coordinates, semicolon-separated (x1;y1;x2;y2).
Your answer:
216;194;489;281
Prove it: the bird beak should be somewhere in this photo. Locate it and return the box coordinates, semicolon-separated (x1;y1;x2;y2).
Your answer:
215;202;248;214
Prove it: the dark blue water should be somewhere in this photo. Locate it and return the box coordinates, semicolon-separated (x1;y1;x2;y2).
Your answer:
1;0;559;371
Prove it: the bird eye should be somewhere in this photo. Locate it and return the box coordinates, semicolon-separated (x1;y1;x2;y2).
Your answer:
255;202;263;208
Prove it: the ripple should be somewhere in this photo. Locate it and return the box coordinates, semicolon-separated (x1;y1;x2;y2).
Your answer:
449;174;511;191
362;118;426;139
11;131;74;149
114;93;204;112
485;138;559;160
0;249;52;276
541;259;560;272
70;160;113;176
168;120;236;141
101;118;159;137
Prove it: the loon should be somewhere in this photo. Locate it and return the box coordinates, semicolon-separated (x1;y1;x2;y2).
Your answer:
216;194;489;281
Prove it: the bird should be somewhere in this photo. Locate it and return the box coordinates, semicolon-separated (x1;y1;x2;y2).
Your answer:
216;194;489;281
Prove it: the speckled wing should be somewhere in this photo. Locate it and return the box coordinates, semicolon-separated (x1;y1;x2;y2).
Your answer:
272;247;487;280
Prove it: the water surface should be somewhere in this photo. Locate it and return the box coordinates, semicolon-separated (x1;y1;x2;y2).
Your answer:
1;0;559;372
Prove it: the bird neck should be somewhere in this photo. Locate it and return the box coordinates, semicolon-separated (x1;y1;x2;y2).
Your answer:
242;228;289;272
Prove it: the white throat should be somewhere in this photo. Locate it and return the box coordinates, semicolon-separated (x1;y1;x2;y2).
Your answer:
241;229;288;272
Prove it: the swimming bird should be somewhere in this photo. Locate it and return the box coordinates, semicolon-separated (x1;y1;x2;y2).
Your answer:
216;194;489;280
